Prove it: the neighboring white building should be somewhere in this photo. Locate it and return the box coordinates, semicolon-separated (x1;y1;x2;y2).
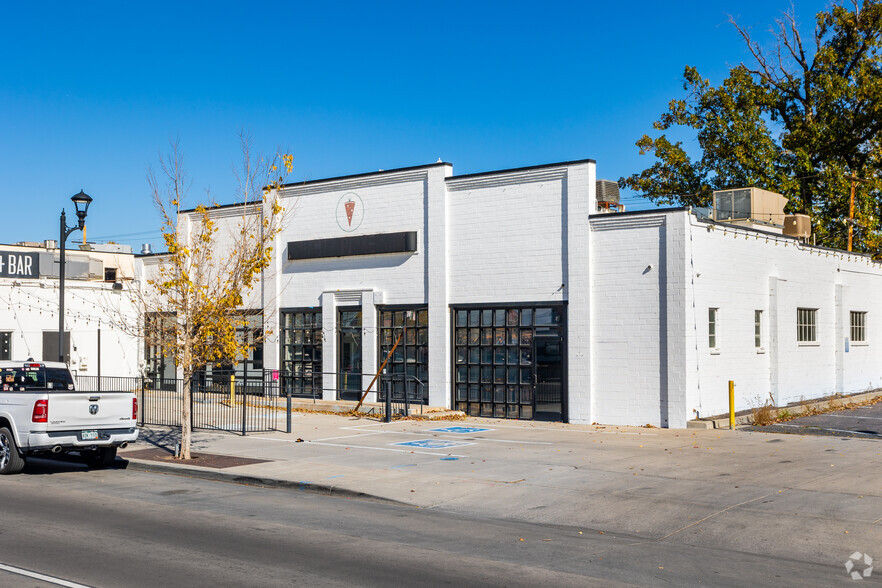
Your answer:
0;241;140;378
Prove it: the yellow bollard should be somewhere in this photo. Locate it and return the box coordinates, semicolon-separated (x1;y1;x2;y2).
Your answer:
728;380;735;430
230;374;236;406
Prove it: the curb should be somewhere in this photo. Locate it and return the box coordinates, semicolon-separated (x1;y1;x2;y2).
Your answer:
122;458;407;506
686;389;882;430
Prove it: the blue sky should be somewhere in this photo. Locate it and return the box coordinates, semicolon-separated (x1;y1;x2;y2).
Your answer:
1;0;829;250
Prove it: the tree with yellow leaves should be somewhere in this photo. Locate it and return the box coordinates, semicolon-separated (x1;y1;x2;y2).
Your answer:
141;134;290;459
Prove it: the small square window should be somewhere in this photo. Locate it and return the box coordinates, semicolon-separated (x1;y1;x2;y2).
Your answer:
104;267;117;282
850;311;867;343
797;308;817;343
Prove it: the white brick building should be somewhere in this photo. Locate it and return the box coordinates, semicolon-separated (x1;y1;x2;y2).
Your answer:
161;158;882;428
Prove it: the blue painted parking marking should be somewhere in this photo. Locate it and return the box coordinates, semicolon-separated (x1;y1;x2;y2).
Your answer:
428;426;492;434
393;439;471;449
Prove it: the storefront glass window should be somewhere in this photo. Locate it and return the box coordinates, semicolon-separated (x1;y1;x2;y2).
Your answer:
379;307;428;404
280;310;323;397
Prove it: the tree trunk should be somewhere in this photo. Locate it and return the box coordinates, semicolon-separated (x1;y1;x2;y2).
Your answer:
179;367;192;460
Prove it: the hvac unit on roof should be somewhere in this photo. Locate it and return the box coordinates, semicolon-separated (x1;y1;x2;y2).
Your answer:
596;180;620;204
712;187;788;231
782;214;811;240
595;180;625;213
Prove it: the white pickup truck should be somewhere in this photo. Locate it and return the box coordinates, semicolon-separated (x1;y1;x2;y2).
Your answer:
0;361;139;474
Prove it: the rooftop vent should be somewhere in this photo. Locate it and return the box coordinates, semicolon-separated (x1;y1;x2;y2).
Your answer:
140;243;152;255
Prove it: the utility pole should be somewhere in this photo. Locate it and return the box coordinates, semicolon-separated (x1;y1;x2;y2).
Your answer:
845;172;868;252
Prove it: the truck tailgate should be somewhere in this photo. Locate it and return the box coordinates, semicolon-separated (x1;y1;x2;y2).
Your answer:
45;392;135;431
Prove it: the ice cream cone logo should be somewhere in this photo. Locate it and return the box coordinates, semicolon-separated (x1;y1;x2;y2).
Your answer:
336;192;364;232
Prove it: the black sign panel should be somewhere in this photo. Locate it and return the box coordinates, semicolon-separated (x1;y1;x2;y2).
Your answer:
288;231;418;261
0;251;39;279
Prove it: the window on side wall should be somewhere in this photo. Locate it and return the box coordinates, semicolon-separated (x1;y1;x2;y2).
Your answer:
796;308;817;344
754;310;764;351
850;311;867;344
708;308;719;353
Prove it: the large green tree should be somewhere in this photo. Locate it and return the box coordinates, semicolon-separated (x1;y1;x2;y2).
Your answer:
621;0;882;252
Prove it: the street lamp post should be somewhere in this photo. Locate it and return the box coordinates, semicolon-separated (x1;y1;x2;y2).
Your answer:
58;190;92;363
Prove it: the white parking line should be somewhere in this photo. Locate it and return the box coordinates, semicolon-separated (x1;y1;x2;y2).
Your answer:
456;423;659;435
365;430;553;445
310;432;387;442
308;440;468;457
779;424;880;436
439;436;551;445
250;436;469;456
824;414;882;421
0;563;92;588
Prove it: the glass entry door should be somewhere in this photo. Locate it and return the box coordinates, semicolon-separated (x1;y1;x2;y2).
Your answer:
534;335;563;421
338;309;362;401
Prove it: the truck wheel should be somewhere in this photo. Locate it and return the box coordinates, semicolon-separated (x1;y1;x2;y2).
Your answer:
0;427;26;475
85;447;117;469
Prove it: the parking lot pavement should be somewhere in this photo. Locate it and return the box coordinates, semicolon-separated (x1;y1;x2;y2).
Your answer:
122;414;882;571
747;402;882;438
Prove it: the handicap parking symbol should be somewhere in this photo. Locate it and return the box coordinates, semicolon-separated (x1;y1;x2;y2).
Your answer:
429;426;492;434
393;439;471;449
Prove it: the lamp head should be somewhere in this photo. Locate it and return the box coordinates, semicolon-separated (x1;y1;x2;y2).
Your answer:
71;190;92;227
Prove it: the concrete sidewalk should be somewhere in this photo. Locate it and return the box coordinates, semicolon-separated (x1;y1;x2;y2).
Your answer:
120;414;882;575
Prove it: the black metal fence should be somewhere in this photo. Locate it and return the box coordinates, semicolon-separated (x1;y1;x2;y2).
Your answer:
281;371;423;400
77;375;280;434
378;373;425;418
279;371;425;416
75;371;424;433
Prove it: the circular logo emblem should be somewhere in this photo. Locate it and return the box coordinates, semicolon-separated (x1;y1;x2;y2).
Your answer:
336;192;364;232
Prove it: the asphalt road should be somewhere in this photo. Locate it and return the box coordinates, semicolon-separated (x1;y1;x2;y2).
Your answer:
0;458;871;587
748;402;882;438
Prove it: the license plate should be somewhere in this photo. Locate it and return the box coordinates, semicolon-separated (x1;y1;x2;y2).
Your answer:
81;430;99;441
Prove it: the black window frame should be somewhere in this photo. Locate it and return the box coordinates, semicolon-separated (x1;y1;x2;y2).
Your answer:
280;308;323;397
378;305;429;404
451;302;566;421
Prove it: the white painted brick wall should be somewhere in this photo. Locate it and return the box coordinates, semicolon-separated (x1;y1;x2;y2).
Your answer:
589;208;882;427
446;170;569;304
427;164;453;407
589;213;669;427
687;218;882;418
276;174;431;309
564;162;595;424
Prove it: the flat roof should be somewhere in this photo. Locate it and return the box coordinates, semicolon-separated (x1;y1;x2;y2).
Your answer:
447;158;595;182
182;157;597;213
